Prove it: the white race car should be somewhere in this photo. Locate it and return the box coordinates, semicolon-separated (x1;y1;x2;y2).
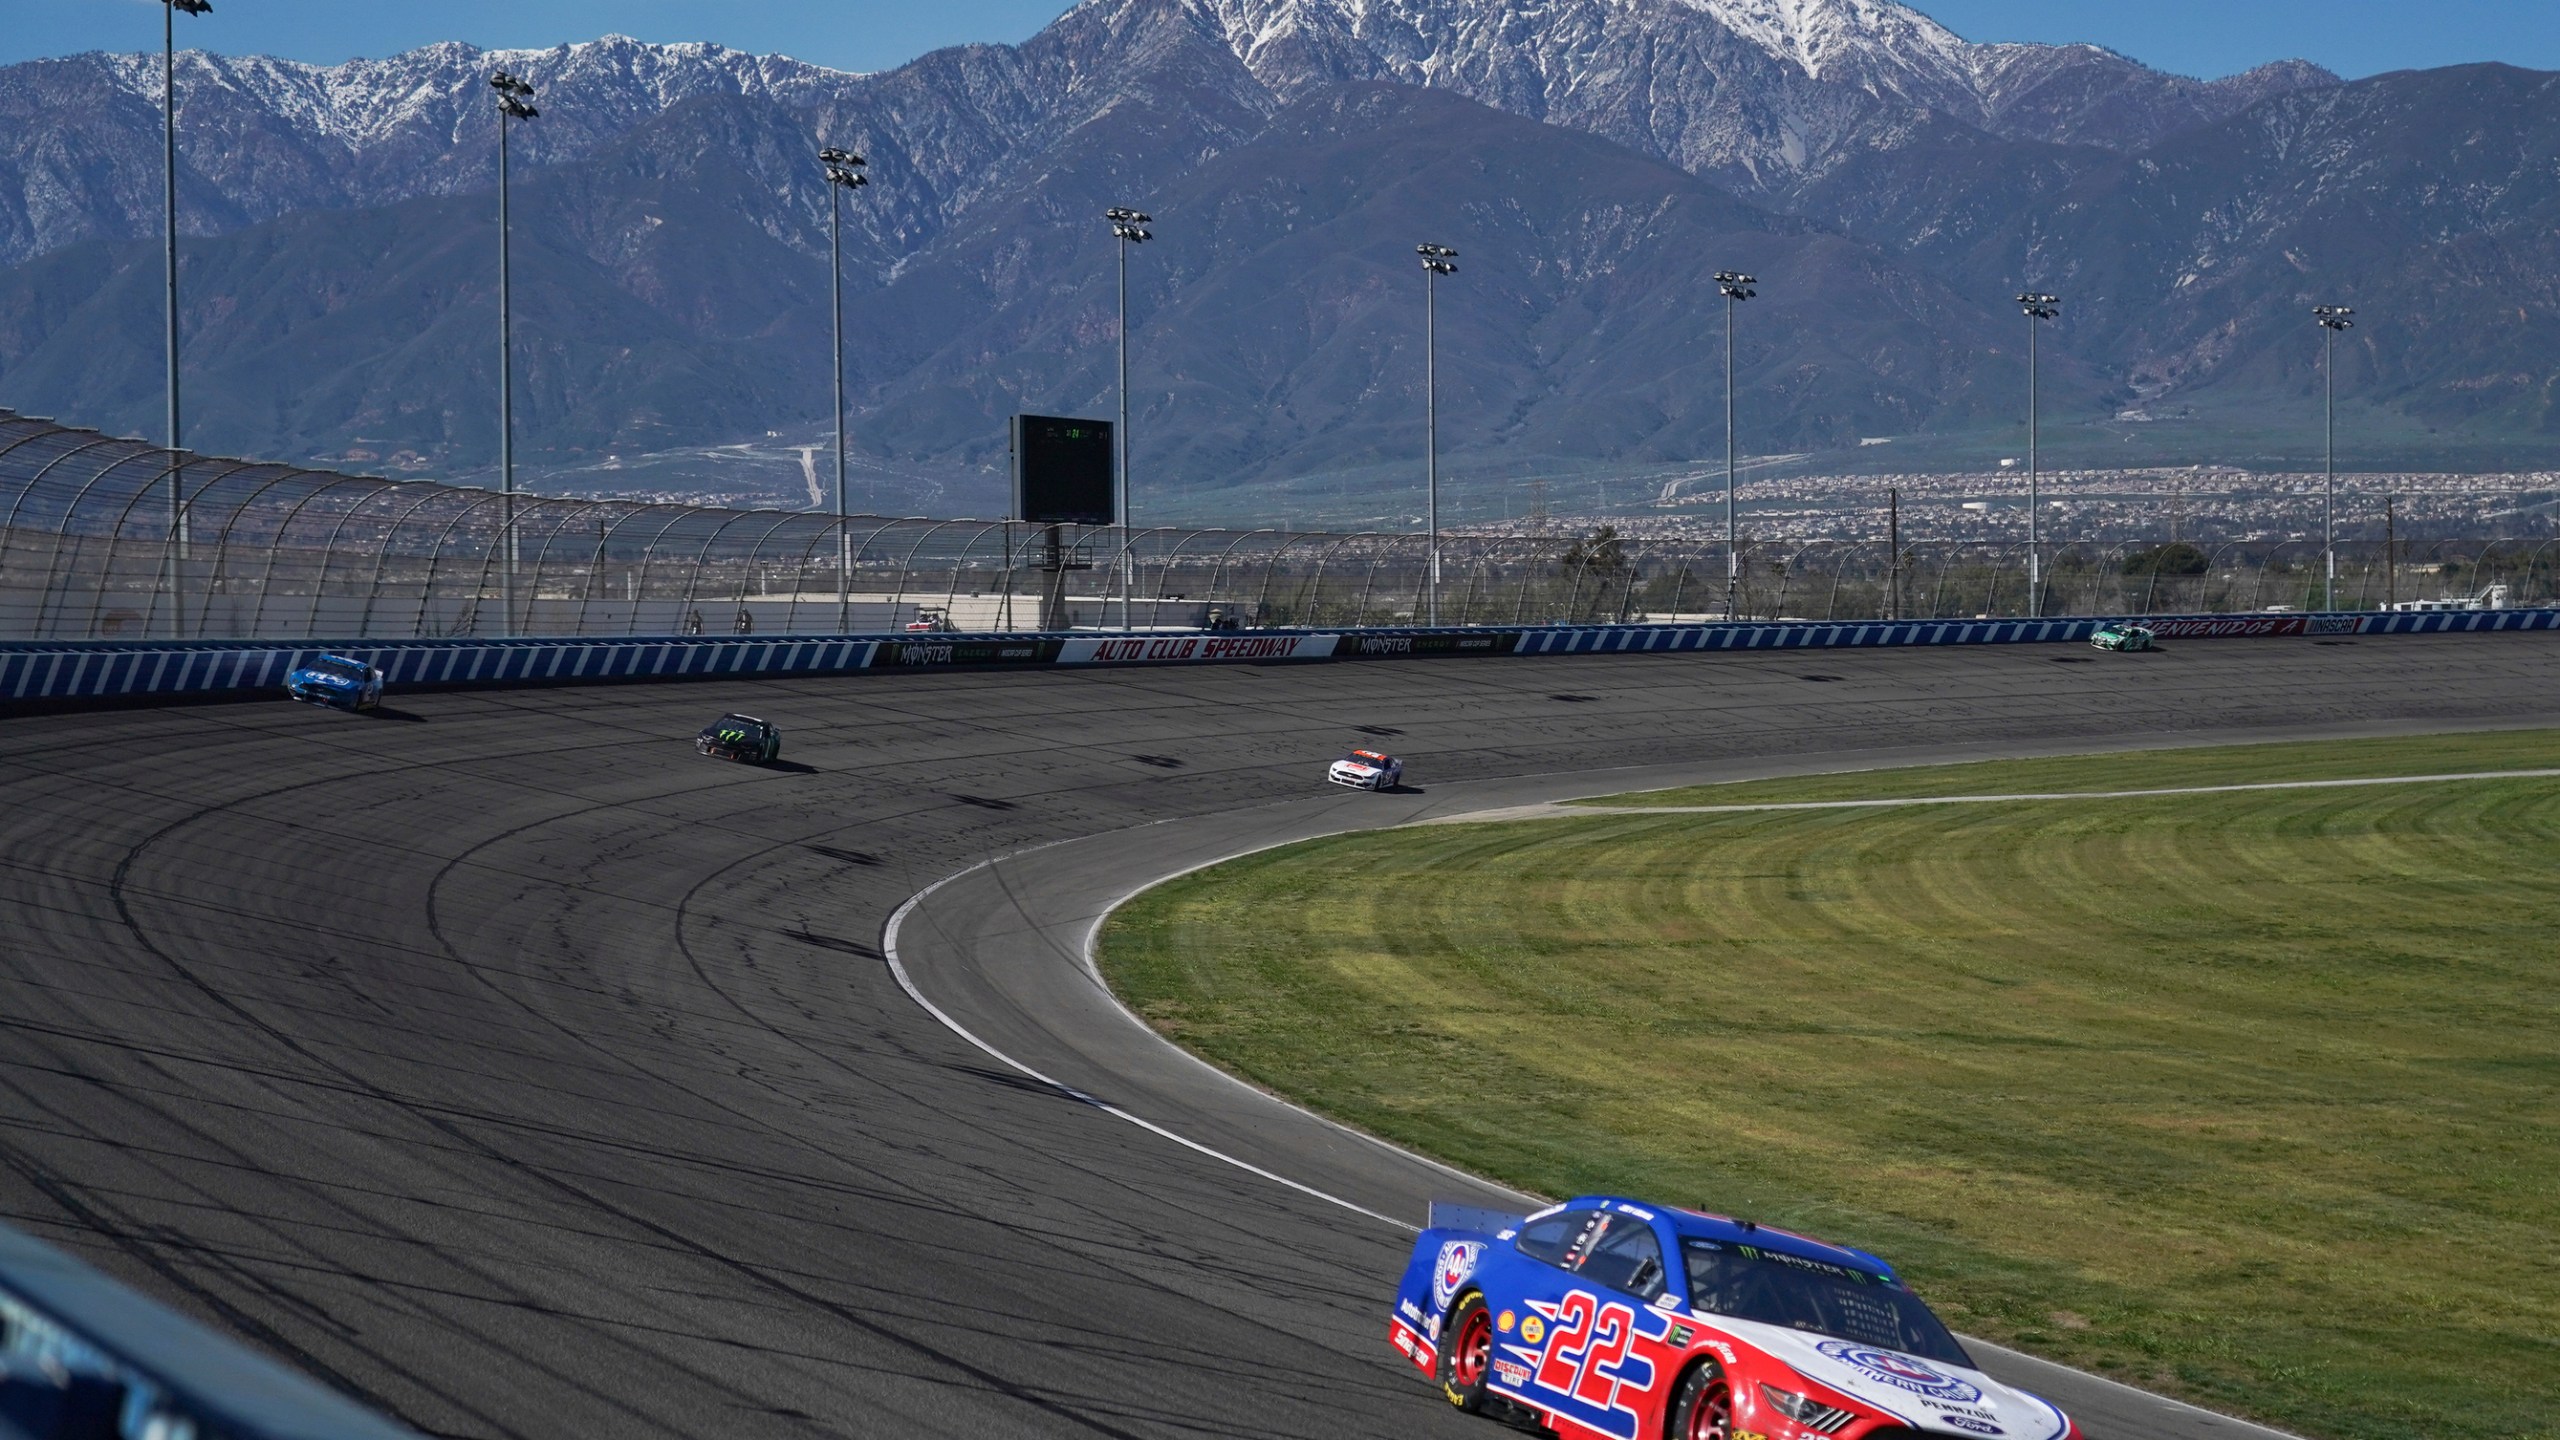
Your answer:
1328;749;1404;791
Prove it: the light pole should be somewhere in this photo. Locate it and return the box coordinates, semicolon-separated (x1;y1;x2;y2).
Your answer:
1716;270;1756;620
162;0;210;638
492;69;537;635
2315;305;2356;611
821;146;867;633
1107;207;1152;631
1419;244;1459;626
2017;292;2060;617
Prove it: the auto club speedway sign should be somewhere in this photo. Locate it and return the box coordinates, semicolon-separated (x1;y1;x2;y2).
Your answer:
1058;633;1344;664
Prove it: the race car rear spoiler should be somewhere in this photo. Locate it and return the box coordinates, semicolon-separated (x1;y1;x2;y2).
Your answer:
1428;1201;1530;1236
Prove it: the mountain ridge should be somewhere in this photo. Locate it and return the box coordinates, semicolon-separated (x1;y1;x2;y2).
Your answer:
2;3;2553;521
0;0;2340;270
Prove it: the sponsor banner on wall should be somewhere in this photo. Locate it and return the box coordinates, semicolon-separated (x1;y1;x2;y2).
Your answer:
1333;632;1524;658
1056;633;1342;665
2307;615;2364;635
2144;615;2309;639
875;638;1063;667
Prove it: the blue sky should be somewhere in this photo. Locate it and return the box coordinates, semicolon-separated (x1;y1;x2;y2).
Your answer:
9;1;2556;81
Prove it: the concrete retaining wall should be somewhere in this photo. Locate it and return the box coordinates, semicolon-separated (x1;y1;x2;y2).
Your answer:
4;608;2551;708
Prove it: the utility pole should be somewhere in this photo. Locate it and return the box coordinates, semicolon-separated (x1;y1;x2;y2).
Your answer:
1107;208;1152;632
1888;486;1901;621
1716;271;1757;620
821;147;867;633
2386;493;2397;609
162;1;209;638
2315;305;2357;611
1418;245;1459;625
492;70;537;635
2017;292;2060;618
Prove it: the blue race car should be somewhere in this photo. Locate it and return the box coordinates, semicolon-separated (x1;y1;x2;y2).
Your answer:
284;653;384;712
1389;1197;2081;1440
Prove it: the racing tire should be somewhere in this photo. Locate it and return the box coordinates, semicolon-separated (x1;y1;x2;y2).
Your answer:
1436;1293;1496;1414
1666;1357;1735;1440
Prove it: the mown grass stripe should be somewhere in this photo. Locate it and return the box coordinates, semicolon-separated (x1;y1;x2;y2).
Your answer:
1103;731;2560;1440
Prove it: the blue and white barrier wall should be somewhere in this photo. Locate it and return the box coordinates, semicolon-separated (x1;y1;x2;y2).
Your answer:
0;1217;419;1440
3;609;2553;708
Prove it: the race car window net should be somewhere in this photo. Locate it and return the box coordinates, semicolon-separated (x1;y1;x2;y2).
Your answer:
1680;1238;1971;1366
1576;1216;1667;1299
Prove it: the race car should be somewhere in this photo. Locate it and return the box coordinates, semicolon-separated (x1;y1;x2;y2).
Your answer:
284;653;383;712
695;713;781;764
1390;1196;2081;1440
2089;622;2157;652
1328;749;1404;790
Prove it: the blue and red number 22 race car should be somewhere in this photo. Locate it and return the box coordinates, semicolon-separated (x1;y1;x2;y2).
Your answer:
1390;1197;2081;1440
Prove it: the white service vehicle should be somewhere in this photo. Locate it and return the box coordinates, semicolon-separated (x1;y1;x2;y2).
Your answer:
2385;583;2508;613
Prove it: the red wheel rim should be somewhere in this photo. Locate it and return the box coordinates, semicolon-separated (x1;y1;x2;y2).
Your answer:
1683;1375;1733;1440
1451;1308;1493;1388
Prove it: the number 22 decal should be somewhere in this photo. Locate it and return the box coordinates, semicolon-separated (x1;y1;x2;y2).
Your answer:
1531;1292;1640;1412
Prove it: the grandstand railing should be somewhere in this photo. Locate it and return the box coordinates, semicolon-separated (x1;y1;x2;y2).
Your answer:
6;410;2552;641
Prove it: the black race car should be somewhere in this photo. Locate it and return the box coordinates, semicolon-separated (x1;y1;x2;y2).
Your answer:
695;713;781;764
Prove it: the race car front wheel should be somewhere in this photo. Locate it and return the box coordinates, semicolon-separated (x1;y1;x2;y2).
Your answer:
1667;1358;1734;1440
1437;1294;1495;1413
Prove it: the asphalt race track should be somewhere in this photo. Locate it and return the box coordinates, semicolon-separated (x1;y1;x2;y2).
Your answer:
5;634;2557;1440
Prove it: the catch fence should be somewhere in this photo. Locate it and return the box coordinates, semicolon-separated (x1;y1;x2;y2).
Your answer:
5;410;2553;641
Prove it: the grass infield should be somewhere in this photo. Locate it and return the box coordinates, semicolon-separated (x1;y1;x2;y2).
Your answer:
1100;730;2560;1440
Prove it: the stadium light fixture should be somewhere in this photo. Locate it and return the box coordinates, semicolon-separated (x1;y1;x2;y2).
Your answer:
1419;244;1460;626
492;69;538;634
2017;291;2061;617
1716;271;1757;620
161;0;211;638
2315;305;2357;611
820;146;868;633
1107;207;1153;631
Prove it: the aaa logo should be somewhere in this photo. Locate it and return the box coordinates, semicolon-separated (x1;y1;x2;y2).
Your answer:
1431;1240;1484;1310
1814;1341;1984;1403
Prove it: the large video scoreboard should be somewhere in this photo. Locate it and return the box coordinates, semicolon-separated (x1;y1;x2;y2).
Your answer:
1010;415;1116;526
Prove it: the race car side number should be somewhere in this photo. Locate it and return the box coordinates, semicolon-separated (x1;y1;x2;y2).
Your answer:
1532;1292;1642;1414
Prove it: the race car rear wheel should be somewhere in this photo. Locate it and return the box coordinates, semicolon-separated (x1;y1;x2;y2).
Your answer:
1667;1358;1733;1440
1437;1294;1495;1413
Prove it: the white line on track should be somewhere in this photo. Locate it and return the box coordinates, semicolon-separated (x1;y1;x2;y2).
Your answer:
1962;1339;2318;1440
873;751;2489;1440
880;855;1421;1232
880;834;2312;1438
1439;766;2560;824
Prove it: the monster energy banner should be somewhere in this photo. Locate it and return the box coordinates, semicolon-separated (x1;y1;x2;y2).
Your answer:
875;639;1065;667
1332;632;1524;658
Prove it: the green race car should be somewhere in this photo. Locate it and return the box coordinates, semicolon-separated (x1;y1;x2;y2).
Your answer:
695;713;782;764
2090;621;2158;652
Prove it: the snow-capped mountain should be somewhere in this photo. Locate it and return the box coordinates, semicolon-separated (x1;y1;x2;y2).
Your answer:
9;0;2548;509
0;0;2336;270
1178;0;2333;185
0;36;895;269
